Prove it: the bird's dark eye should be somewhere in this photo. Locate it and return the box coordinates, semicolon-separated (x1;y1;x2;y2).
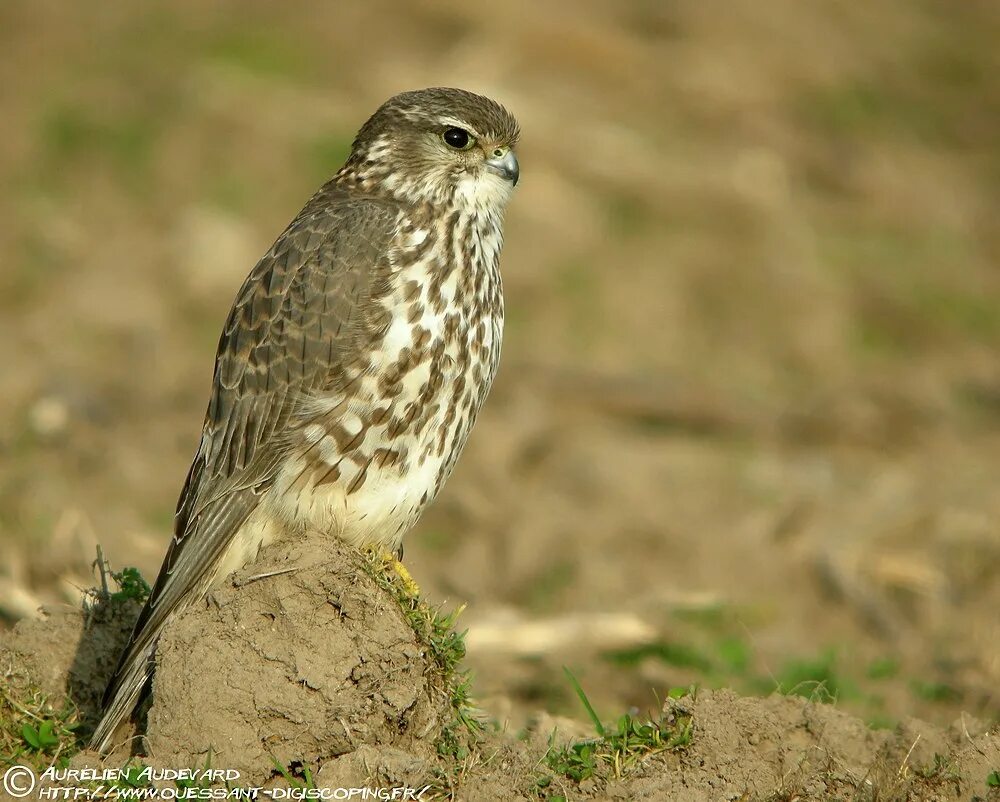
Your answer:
442;127;473;150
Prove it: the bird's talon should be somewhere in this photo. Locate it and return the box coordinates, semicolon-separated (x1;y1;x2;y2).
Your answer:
392;558;420;598
372;548;420;597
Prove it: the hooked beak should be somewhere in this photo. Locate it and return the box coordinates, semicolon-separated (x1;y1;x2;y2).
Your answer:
485;148;519;186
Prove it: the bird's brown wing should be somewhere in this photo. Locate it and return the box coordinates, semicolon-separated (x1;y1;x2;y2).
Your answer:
91;187;398;752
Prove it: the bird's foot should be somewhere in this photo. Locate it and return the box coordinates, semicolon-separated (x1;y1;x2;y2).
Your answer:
392;558;420;598
372;548;420;598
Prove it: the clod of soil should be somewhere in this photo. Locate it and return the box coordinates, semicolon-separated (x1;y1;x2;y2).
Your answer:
143;532;451;781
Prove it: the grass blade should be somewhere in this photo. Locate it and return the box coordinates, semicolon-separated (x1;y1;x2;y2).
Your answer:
563;667;605;737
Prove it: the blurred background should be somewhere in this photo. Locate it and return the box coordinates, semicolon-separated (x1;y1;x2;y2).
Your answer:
1;0;998;733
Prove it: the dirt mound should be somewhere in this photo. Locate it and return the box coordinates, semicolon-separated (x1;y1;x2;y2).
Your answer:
609;690;1000;802
0;594;139;732
2;541;998;800
0;534;459;788
144;533;451;782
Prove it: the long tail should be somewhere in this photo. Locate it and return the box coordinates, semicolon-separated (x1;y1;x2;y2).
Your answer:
88;628;158;754
89;564;212;754
89;578;195;754
90;478;262;753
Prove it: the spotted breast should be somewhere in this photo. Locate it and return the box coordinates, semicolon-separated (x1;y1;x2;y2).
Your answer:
238;201;504;561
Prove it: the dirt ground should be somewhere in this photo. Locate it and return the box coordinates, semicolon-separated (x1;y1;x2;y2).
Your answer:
2;546;999;800
1;0;999;799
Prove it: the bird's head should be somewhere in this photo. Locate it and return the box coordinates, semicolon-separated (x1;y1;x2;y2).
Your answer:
340;88;520;214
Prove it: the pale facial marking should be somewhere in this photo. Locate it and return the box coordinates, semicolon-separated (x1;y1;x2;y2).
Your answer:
454;171;514;214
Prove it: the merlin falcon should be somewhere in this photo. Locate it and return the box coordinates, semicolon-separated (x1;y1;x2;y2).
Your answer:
91;87;520;753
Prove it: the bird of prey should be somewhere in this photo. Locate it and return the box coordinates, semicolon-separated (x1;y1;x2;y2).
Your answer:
90;87;520;753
